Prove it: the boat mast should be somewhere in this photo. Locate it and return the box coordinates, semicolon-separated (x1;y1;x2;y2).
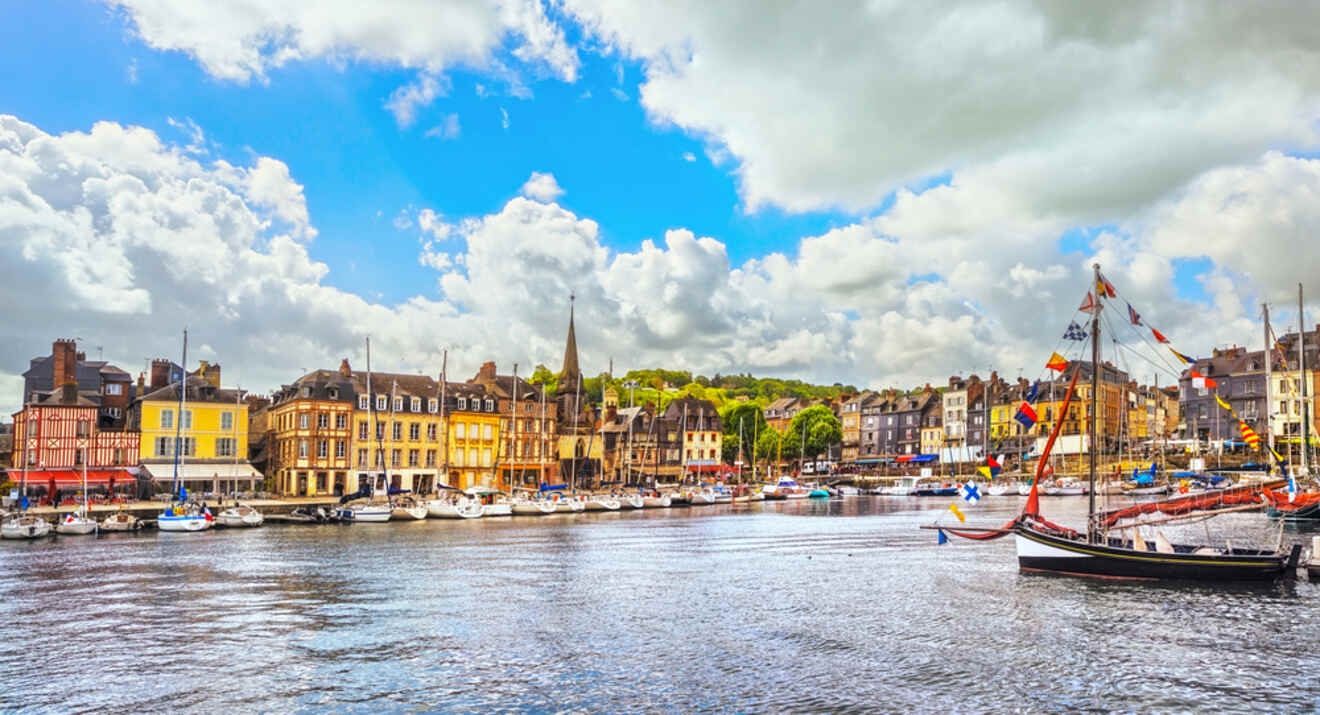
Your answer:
386;379;396;498
982;377;991;478
366;337;375;498
539;368;546;488
1301;283;1310;476
510;363;518;492
439;349;448;488
172;329;188;503
1264;303;1274;467
738;416;745;483
1088;264;1101;542
19;405;28;512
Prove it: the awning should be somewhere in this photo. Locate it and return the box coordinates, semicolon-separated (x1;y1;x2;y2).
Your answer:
142;462;263;483
14;469;135;488
854;458;884;464
896;454;937;463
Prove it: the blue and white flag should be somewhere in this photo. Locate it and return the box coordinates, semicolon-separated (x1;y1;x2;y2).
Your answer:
1289;475;1298;503
1024;380;1040;404
937;529;948;545
1063;321;1088;341
960;481;981;504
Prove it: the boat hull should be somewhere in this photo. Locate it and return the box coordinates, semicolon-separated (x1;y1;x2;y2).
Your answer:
2;516;52;539
618;496;645;509
55;516;97;535
641;496;672;508
100;514;140;531
583;499;620;511
390;505;428;520
158;515;213;532
512;502;558;515
338;505;392;523
1014;526;1290;581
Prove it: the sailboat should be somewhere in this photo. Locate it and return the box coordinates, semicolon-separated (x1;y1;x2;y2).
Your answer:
217;386;263;527
1;436;51;538
158;330;214;533
932;265;1297;581
55;448;97;535
337;338;393;523
100;507;140;532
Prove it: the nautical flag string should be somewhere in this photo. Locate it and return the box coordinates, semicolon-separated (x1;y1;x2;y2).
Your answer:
1014;401;1038;430
1239;421;1261;448
1024;380;1040;404
1046;352;1069;372
948;502;966;523
1170;348;1194;365
1098;274;1117;299
960;482;981;504
1151;327;1170;344
1079;291;1098;314
937;529;949;545
1127;302;1142;326
1190;370;1218;389
1063;321;1088;341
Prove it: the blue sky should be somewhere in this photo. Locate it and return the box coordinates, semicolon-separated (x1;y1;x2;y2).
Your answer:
0;1;1316;411
1;0;849;305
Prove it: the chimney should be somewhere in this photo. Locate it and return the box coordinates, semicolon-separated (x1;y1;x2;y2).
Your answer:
61;381;77;405
150;359;173;390
339;358;352;377
478;361;497;380
52;338;77;388
75;351;86;362
197;360;221;387
137;372;145;390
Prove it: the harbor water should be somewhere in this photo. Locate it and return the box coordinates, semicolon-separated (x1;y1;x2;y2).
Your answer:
2;497;1318;712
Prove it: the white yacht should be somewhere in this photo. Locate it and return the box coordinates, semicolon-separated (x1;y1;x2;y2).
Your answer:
2;514;52;539
217;503;264;527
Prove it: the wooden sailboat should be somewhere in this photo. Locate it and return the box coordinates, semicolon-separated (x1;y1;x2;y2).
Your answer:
933;265;1298;581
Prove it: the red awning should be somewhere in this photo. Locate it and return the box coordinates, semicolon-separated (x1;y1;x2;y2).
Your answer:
17;469;134;488
686;464;735;473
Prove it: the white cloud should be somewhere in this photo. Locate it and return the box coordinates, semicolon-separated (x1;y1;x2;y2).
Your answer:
385;74;447;128
682;152;695;163
519;171;564;202
610;87;628;102
563;2;1320;215
108;0;579;84
500;107;510;129
424;113;462;140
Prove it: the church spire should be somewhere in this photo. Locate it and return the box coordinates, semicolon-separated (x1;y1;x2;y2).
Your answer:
560;292;581;387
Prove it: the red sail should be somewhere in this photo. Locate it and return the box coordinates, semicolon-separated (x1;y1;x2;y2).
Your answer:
1098;479;1285;528
1024;366;1082;518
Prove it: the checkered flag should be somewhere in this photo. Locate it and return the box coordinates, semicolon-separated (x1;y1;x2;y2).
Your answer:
1063;321;1088;341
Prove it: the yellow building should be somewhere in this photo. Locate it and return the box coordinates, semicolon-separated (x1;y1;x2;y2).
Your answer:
268;365;356;496
442;381;501;490
347;372;446;495
131;363;261;494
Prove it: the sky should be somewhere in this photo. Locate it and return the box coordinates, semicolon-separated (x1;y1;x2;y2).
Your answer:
2;1;1319;414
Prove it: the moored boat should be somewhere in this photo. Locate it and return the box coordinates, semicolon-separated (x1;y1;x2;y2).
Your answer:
217;503;264;527
584;494;621;511
389;494;428;521
2;514;52;540
100;509;140;532
55;511;98;535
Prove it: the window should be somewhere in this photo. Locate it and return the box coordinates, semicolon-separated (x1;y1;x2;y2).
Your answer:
155;436;172;457
376;423;385;440
359;421;369;440
336;414;347;430
317;440;328;459
408;449;419;467
336;440;346;459
392;422;402;441
76;419;89;437
316;412;327;429
299;413;309;430
483;425;492;440
329;388;339;400
454;449;465;467
481;448;492;466
391;449;400;467
105;383;123;395
458;397;467;410
161;409;174;430
393;397;403;412
429;398;438;414
299;440;308;458
411;397;421;412
358;395;369;410
357;449;367;467
112;447;123;465
301;386;311;398
220;411;234;431
484;399;494;411
376;396;387;411
426;450;436;467
427;424;438;441
410;423;420;441
456;423;467;439
217;437;236;457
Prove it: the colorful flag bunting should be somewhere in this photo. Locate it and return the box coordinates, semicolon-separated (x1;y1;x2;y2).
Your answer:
1046;352;1068;372
937;529;949;545
1214;394;1231;411
1063;321;1088;341
1079;291;1098;314
1190;370;1218;389
1151;327;1170;344
1098;275;1117;298
1014;402;1038;430
948;503;966;523
961;482;981;503
1238;421;1260;448
1170;348;1194;365
1024;380;1040;404
986;454;1002;477
1127;302;1142;326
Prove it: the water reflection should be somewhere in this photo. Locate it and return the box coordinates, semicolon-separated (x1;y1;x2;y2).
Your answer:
0;496;1316;711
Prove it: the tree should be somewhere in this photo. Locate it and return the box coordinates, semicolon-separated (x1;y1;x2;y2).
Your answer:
788;405;843;463
528;364;558;396
755;427;787;463
719;401;768;464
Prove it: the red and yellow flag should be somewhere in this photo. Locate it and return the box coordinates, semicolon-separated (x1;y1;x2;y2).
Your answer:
1239;421;1261;448
1046;352;1068;372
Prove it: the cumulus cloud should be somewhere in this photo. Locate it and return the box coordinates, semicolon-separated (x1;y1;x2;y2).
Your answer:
424;113;462;140
519;171;564;202
563;1;1320;215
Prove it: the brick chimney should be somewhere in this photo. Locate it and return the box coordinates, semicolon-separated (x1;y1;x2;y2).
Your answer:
478;361;497;381
197;360;221;387
150;359;173;389
339;358;352;377
137;372;145;390
52;338;77;388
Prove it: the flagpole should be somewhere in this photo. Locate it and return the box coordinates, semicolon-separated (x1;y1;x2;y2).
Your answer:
1300;283;1310;477
1088;264;1101;543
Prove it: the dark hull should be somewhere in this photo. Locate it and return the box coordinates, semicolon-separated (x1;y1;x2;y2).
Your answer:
1014;525;1291;582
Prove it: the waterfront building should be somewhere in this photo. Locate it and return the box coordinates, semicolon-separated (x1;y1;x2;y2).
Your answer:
552;298;603;484
443;381;501;490
893;388;938;456
920;399;944;457
663;395;723;479
348;370;445;495
858;393;890;463
469;361;559;488
841;391;878;465
1178;347;1265;445
941;377;969;459
268;363;356;497
10;340;138;499
763;397;799;434
129;359;261;494
20;338;136;430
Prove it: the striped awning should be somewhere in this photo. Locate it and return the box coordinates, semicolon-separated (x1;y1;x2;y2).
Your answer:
142;462;262;483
